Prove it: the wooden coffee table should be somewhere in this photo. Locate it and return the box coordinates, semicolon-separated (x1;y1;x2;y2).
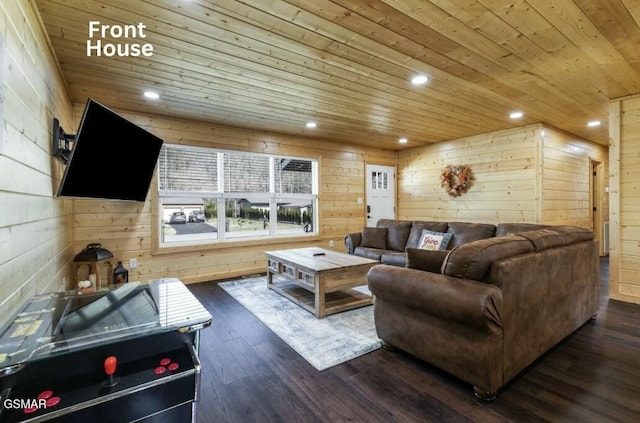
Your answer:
265;248;378;318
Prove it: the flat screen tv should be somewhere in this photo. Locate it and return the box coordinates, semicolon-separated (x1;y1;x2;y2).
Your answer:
56;98;164;201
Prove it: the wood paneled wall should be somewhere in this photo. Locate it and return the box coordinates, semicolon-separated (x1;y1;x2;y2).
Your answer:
70;105;395;284
397;125;608;251
0;0;73;324
541;126;609;252
397;125;541;223
609;94;640;304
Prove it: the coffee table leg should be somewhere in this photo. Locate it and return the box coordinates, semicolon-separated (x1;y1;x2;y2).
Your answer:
315;274;325;318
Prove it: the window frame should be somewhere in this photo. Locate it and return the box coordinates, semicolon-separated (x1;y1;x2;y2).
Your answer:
155;144;319;251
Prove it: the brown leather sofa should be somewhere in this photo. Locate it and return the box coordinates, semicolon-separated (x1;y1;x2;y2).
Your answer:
344;219;548;266
366;224;599;400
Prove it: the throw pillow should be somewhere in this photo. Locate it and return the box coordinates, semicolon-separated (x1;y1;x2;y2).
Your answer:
361;227;388;249
417;229;452;251
383;222;412;251
406;248;449;273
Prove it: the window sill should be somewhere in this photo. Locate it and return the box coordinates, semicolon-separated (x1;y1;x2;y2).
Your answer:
152;233;321;256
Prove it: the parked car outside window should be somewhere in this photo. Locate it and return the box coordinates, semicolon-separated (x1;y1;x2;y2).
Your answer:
169;212;187;224
188;210;206;222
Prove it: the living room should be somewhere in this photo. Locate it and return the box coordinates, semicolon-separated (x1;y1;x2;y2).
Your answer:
1;0;639;421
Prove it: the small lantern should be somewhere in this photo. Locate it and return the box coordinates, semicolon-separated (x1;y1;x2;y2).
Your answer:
113;261;129;285
73;243;113;290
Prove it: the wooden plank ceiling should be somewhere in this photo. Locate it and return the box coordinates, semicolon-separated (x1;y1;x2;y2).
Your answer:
34;0;640;149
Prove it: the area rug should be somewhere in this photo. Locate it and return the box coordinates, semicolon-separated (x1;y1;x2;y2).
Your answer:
219;276;382;371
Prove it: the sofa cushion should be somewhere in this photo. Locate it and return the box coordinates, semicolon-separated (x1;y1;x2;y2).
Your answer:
517;227;594;251
361;227;388;249
406;221;450;249
381;251;408;267
495;223;549;237
406;248;450;273
551;226;595;244
417;230;453;251
442;235;534;282
353;247;384;261
378;220;412;251
447;222;496;248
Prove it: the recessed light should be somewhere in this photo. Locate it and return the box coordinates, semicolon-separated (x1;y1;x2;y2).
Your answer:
306;122;317;129
509;111;524;119
410;74;429;86
399;137;408;144
143;91;160;100
587;120;601;127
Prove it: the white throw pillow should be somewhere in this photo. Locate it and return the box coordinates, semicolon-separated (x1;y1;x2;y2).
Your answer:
417;229;452;251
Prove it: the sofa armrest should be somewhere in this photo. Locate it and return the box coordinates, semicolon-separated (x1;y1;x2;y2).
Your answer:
367;265;502;334
344;232;362;254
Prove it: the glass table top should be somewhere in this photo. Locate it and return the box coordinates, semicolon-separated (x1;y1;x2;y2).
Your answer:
0;278;212;374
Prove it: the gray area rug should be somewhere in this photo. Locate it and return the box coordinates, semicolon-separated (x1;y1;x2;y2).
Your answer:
219;276;382;371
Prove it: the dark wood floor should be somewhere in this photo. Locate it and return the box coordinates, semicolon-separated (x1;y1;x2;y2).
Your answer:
188;258;640;422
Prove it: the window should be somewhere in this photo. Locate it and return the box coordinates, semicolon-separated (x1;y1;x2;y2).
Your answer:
371;170;389;190
158;144;318;247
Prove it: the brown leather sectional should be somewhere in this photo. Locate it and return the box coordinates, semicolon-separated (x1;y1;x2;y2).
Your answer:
347;220;599;400
345;219;551;266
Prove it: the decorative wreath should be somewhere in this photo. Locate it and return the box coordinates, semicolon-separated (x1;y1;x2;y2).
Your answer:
440;164;474;197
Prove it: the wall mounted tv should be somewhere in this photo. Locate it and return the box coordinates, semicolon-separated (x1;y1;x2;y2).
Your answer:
55;98;164;201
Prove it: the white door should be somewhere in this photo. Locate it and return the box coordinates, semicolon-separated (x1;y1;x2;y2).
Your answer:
365;164;395;227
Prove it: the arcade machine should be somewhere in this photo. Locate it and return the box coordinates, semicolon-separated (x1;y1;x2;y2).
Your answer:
0;278;212;422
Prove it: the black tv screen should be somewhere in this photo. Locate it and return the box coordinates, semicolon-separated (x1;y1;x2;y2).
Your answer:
57;99;164;201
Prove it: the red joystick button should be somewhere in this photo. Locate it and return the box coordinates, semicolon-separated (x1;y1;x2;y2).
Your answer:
38;390;53;400
46;396;61;407
104;356;117;376
159;358;171;366
154;366;167;375
168;362;179;371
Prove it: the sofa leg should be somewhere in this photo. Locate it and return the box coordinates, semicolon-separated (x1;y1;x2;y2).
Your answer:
590;313;597;321
473;386;497;402
381;340;396;351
